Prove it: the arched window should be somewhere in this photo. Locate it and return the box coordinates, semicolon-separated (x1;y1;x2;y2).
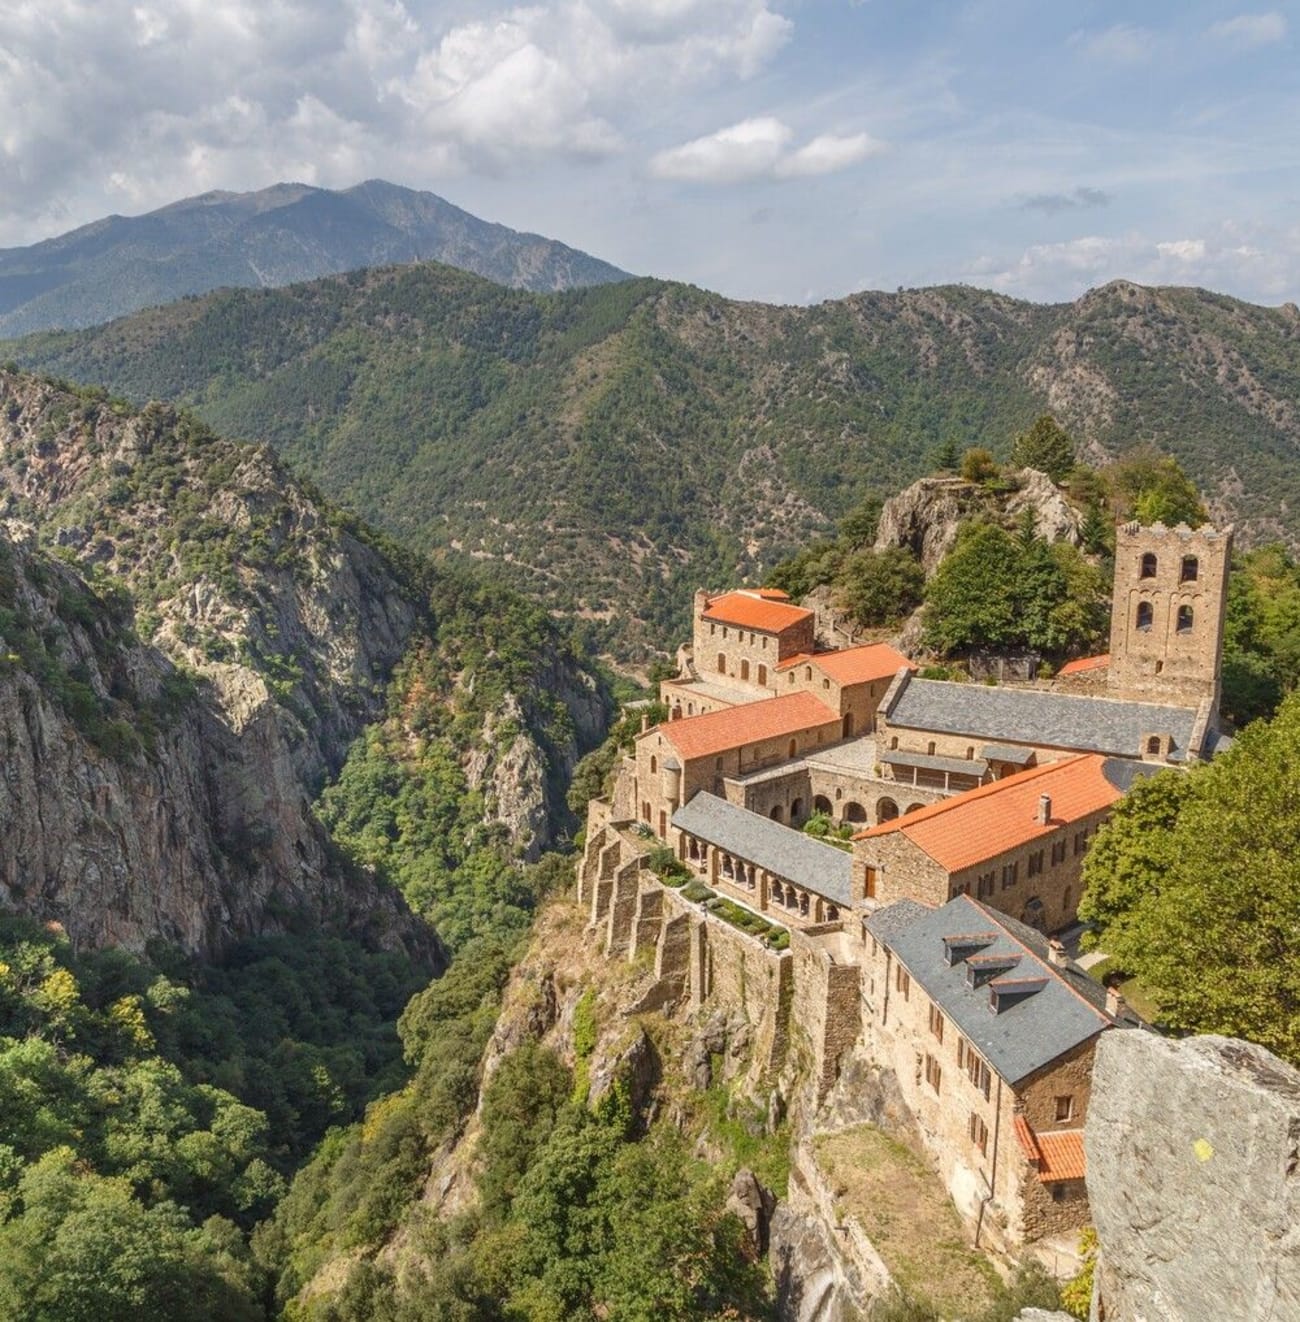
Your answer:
770;805;784;823
904;803;924;815
788;738;798;758
927;740;936;755
844;801;867;823
799;893;810;917
717;652;727;674
842;712;854;738
823;678;830;690
813;795;832;814
826;905;839;922
740;659;750;681
890;736;899;750
1140;552;1157;579
805;666;813;681
650;756;657;773
1136;601;1154;631
722;854;735;878
966;746;974;759
1181;556;1199;583
791;798;804;822
1146;735;1162;755
757;664;767;686
877;798;899;823
1177;604;1194;633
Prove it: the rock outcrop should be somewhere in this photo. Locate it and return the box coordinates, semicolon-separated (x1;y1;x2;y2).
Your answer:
1086;1031;1300;1321
873;469;1083;576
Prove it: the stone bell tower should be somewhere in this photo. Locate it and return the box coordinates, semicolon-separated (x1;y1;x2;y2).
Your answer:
1107;521;1232;711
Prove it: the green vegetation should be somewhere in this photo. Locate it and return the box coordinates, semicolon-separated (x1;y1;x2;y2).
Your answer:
1079;695;1300;1062
1010;414;1076;483
922;521;1108;658
0;914;426;1319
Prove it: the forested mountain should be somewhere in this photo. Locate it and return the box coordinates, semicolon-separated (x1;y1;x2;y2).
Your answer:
0;180;629;337
8;269;1300;657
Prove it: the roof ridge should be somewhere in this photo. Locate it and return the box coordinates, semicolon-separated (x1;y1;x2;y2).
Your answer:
965;896;1112;1029
853;755;1090;841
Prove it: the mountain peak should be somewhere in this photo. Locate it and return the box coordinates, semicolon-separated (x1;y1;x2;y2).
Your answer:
0;180;630;336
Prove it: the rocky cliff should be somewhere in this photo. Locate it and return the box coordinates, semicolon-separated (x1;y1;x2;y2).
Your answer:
0;370;608;954
1086;1030;1300;1321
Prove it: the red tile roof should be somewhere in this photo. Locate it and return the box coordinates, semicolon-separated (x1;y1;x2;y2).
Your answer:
776;643;914;685
1014;1117;1086;1181
654;692;839;761
1058;653;1111;677
853;755;1122;871
701;590;814;634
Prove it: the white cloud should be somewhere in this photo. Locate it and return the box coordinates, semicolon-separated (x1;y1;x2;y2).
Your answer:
1071;23;1153;64
0;0;794;242
968;225;1300;303
650;117;882;183
1208;11;1287;47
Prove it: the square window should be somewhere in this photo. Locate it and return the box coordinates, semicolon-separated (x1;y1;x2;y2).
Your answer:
1055;1094;1074;1122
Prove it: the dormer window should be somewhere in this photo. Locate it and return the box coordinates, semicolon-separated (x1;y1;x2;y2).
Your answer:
1140;552;1157;579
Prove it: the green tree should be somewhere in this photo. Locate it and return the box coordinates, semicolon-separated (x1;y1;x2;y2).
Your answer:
1079;698;1300;1060
922;522;1021;653
960;448;999;484
837;493;883;547
1010;415;1075;483
1106;447;1207;528
835;547;925;628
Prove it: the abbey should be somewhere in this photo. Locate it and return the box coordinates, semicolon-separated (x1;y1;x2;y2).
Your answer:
581;520;1231;1254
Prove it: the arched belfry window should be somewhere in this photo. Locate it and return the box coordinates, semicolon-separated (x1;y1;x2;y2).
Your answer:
1140;553;1158;579
1147;736;1161;755
1136;601;1154;631
1177;604;1194;633
1181;556;1199;583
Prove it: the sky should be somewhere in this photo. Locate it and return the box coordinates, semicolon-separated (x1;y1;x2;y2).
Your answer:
0;1;1297;306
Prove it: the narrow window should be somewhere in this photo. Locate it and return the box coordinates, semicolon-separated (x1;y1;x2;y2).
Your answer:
805;666;813;681
740;659;750;681
927;740;936;755
1028;850;1044;878
928;1005;944;1043
757;664;767;686
650;756;657;774
717;652;727;674
1055;1095;1075;1122
1147;735;1162;755
1051;839;1066;865
1001;862;1018;890
969;1112;989;1155
1181;556;1199;583
895;967;910;1000
1177;604;1194;633
1140;552;1157;579
924;1053;942;1094
1136;601;1154;631
788;738;798;758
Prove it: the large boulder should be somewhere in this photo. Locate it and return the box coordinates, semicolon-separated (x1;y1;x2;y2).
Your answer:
1086;1031;1300;1321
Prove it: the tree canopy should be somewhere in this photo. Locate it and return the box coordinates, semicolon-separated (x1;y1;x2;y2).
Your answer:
1010;415;1075;483
1079;696;1300;1062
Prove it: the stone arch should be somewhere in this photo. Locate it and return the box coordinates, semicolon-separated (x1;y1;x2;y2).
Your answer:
1181;555;1199;583
791;797;804;824
876;797;899;823
1136;601;1154;631
904;802;924;815
740;658;750;681
843;801;867;824
813;794;832;815
826;904;839;921
770;805;784;823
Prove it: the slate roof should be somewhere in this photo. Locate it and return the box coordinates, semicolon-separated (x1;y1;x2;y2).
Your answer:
672;792;853;904
887;677;1200;761
881;749;989;777
855;755;1124;872
869;894;1116;1085
655;692;839;761
702;590;813;634
981;744;1036;765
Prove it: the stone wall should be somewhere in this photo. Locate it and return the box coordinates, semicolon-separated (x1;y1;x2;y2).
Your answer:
791;926;864;1099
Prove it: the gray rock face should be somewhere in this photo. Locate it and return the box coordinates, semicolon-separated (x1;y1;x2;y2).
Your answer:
769;1202;869;1322
1086;1031;1300;1322
727;1168;777;1255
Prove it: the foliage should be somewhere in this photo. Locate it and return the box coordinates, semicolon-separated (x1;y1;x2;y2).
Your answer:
1220;545;1300;726
835;546;926;628
1010;414;1075;483
1079;697;1300;1060
1060;1228;1098;1319
922;521;1108;658
1105;447;1207;527
960;447;999;483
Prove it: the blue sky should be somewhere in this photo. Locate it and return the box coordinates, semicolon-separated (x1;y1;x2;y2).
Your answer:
0;1;1295;304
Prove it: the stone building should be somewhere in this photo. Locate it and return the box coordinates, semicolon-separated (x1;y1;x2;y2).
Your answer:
633;692;841;838
863;895;1134;1249
672;792;852;928
852;754;1136;932
1107;521;1232;710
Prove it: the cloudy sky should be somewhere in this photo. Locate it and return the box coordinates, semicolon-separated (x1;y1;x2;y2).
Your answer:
1;1;1296;305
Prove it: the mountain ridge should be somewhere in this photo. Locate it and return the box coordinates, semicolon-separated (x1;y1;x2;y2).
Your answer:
0;179;630;336
8;265;1300;657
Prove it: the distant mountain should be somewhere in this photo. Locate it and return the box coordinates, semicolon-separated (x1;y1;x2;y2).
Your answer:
0;179;630;335
8;268;1300;655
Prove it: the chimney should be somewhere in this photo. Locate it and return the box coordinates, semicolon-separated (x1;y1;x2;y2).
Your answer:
1036;793;1052;825
1047;939;1069;968
640;713;650;734
1105;986;1127;1019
